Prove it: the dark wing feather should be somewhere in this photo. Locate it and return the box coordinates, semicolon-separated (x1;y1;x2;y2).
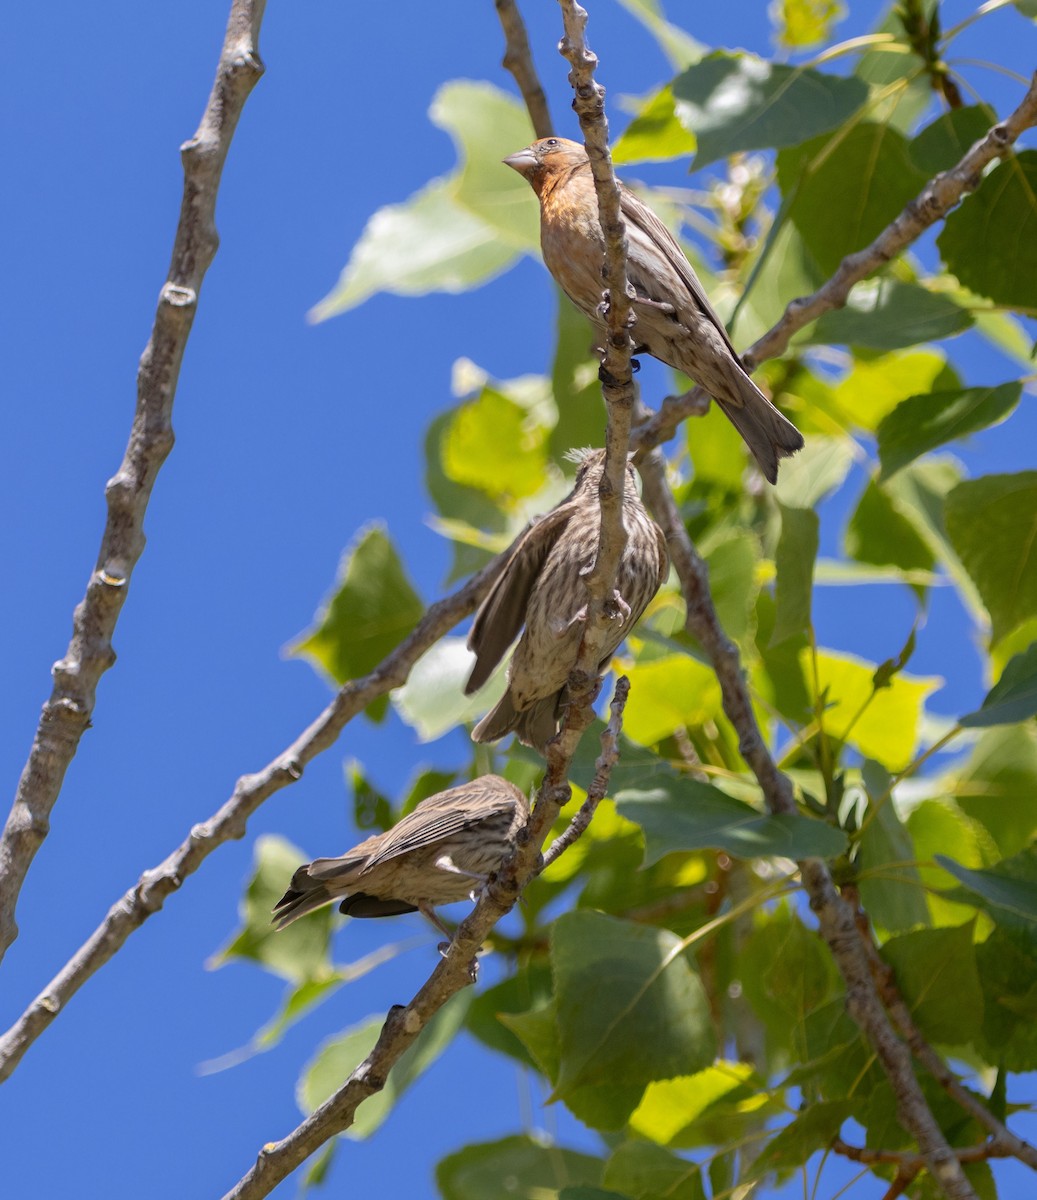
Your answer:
360;783;520;870
465;503;577;694
619;185;744;365
652;522;670;589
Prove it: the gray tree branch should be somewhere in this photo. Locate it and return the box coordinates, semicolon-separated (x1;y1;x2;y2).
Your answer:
636;450;979;1200
0;0;268;967
634;69;1037;452
495;0;554;139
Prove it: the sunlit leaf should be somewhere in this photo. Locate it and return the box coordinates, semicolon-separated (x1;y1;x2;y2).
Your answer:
773;0;844;47
945;472;1037;644
310;82;535;319
803;648;940;768
392;636;508;742
613;85;697;165
620;654;722;745
831;348;955;433
627;1063;757;1147
442;385;547;502
673;52;867;169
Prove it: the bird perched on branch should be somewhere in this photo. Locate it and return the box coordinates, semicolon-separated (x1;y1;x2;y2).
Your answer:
504;137;804;483
466;448;668;754
273;775;528;938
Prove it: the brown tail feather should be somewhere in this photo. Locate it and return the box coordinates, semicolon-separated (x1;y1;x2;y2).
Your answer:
715;374;803;485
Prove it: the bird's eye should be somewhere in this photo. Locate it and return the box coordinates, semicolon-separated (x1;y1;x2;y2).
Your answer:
545;138;559;147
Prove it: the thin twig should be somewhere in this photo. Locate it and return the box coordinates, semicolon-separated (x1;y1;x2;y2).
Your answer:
0;544;517;1082
636;450;978;1200
0;0;268;968
495;0;554;138
833;1137;1013;1169
634;71;1037;451
542;675;629;868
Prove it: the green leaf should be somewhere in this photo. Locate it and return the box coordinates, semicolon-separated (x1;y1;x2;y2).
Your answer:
771;504;819;647
749;1100;854;1177
906;800;997;927
310;82;535;319
807;279;973;351
437;1136;605;1200
845;479;935;582
613;86;697;165
549;296;607;467
620;655;722;746
877;383;1021;481
561;1190;631;1200
831;348;956;434
614;0;705;70
945;472;1037;644
956;725;1037;856
616;777;847;862
976;929;1037;1071
961;643;1037;728
773;0;844;47
1013;0;1037;16
859;760;930;932
465;962;555;1070
441;386;547;502
778;124;927;275
883;922;984;1043
604;1142;705;1200
686;397;748;488
705;532;760;645
672;52;867;170
348;759;394;832
290;524;424;719
910;105;997;175
392;635;508;742
299;992;471;1138
772;436;854;509
938;151;1037;309
804;649;940;768
209;835;332;986
627;1062;758;1147
551;912;717;1099
939;848;1037;945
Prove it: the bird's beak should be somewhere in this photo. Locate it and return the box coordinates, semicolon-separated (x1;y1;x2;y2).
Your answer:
502;147;537;177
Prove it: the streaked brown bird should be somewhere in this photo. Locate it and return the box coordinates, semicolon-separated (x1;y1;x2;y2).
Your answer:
273;775;528;937
504;137;804;483
466;448;668;753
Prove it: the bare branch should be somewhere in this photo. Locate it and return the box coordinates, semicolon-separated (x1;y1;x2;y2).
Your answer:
0;545;516;1082
833;1137;1013;1169
542;674;629;868
637;450;979;1200
495;0;554;139
634;71;1037;451
0;0;268;967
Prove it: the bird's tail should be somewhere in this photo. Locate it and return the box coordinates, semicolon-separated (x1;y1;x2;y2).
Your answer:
272;880;335;929
715;374;804;485
472;691;562;754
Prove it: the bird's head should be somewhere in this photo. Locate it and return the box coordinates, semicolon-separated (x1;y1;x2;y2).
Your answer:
503;137;588;194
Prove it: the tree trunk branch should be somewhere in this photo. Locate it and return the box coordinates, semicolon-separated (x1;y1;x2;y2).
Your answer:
0;0;268;967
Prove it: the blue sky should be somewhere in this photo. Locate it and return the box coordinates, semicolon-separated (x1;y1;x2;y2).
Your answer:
1;2;1034;1197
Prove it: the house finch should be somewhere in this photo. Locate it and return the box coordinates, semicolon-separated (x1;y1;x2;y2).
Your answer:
466;448;667;753
273;775;528;937
504;137;804;483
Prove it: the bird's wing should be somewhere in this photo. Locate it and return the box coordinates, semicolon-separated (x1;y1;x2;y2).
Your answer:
619;185;743;363
465;503;577;693
361;786;517;869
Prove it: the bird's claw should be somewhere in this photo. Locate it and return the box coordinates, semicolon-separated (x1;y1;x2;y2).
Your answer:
551;604;587;638
608;589;633;625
